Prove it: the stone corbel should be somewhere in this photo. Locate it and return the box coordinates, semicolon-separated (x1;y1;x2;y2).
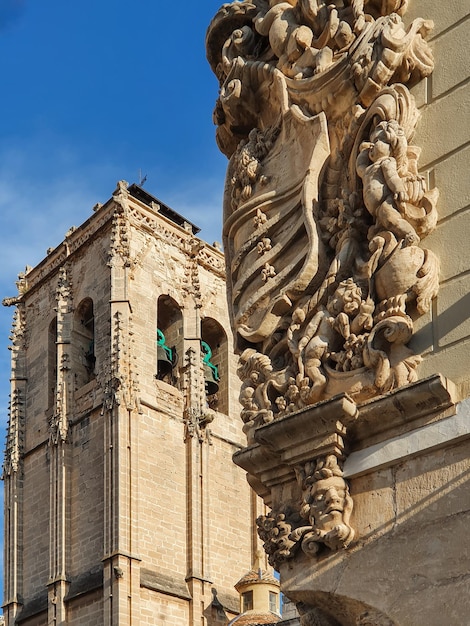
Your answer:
235;394;357;483
234;394;358;567
237;375;459;569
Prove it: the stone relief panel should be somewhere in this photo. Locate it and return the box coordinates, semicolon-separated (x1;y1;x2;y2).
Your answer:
207;0;439;435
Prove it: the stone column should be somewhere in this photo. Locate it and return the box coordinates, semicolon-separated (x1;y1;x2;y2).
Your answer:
102;188;142;626
2;301;26;626
47;265;73;625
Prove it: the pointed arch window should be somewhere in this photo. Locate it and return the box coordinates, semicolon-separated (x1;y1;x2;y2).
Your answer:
156;295;182;384
201;318;227;413
73;298;95;388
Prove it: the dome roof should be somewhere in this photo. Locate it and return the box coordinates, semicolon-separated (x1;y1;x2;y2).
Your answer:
228;609;281;625
234;568;279;591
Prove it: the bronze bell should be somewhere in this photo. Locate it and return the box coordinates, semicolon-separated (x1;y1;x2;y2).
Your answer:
203;363;219;396
201;340;220;395
157;344;173;379
156;328;175;380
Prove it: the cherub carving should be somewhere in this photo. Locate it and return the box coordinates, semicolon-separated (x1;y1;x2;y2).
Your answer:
288;279;374;403
288;305;335;403
356;120;421;246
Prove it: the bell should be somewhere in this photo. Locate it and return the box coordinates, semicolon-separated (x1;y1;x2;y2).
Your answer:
157;344;173;379
204;363;219;396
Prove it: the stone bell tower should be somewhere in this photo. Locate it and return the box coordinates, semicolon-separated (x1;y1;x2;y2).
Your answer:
2;181;263;625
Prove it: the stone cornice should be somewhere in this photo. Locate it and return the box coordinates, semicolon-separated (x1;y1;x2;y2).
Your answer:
234;375;458;497
5;188;225;302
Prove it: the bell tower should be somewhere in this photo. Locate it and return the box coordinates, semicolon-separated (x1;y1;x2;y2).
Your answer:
2;181;261;625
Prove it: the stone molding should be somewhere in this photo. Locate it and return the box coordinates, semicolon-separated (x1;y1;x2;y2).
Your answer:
345;391;468;478
2;181;225;303
235;374;457;569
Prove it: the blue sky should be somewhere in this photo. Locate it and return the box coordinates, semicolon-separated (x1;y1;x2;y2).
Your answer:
0;0;229;592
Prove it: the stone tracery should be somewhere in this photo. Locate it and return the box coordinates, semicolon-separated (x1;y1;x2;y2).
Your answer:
207;0;439;436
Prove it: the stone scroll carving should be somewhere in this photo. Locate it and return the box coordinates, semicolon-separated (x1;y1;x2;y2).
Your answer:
257;455;354;567
207;0;438;435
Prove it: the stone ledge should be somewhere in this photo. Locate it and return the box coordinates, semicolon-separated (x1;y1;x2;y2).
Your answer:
344;398;470;477
350;374;458;449
140;568;192;601
14;592;47;624
64;566;103;602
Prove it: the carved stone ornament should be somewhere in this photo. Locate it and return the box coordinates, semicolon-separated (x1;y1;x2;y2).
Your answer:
207;0;438;431
293;455;354;553
256;454;354;567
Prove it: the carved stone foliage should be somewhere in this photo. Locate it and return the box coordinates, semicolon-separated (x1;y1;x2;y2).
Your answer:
207;0;438;420
257;509;300;569
182;347;216;443
257;455;353;568
3;388;25;477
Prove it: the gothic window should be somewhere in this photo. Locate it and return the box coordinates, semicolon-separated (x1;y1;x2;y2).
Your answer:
73;298;95;389
156;295;182;384
201;318;227;413
48;316;57;409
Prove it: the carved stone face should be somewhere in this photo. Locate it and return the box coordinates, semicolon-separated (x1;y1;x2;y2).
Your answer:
368;131;391;161
309;475;349;528
328;279;362;316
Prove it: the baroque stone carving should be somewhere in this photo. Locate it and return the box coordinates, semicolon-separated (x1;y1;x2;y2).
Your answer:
207;0;438;421
257;509;300;569
293;455;354;553
257;455;353;567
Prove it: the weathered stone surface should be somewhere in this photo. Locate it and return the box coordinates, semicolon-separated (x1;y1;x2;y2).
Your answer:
2;183;259;626
431;17;470;98
418;83;470;168
207;0;440;429
432;143;470;220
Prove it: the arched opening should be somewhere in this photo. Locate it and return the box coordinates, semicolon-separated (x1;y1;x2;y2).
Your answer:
201;318;228;413
156;295;182;385
73;298;95;389
48;316;58;409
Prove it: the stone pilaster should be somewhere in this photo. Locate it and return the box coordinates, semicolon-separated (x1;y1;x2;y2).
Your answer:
103;190;142;625
47;265;73;624
2;301;26;625
182;281;214;625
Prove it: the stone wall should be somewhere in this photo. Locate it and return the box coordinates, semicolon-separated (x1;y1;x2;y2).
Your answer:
408;1;470;397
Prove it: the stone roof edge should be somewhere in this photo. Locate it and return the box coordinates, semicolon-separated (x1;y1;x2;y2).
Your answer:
6;187;225;301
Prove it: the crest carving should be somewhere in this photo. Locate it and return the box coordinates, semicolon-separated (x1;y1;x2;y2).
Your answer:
207;0;439;434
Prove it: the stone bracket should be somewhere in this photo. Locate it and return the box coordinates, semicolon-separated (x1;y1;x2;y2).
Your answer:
234;375;457;502
234;394;358;495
